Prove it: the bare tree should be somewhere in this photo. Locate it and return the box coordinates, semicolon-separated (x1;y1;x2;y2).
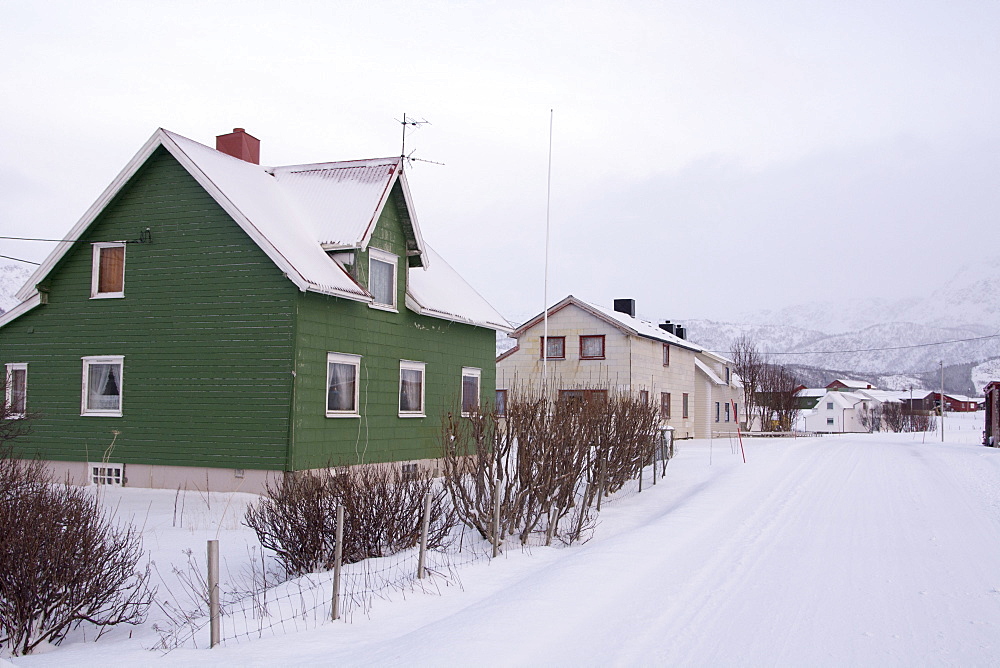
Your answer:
756;363;801;432
731;333;764;430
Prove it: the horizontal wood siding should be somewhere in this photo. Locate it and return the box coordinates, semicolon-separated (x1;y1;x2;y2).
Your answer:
290;186;496;469
0;148;296;470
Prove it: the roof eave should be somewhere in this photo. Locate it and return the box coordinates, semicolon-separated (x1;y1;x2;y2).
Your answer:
0;293;43;329
405;293;513;333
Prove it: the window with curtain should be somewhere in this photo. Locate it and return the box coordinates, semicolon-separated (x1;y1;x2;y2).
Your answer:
6;363;27;417
495;389;508;417
369;249;397;309
661;392;671;419
399;361;425;416
462;367;481;416
91;243;125;298
540;336;565;360
580;335;605;359
82;356;123;416
326;353;361;416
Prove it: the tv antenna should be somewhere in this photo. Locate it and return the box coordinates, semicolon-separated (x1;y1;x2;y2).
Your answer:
396;113;444;168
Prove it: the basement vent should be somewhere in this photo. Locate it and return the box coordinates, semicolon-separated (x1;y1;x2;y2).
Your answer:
90;463;124;486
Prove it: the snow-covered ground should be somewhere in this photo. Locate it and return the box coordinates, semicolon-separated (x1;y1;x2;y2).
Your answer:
10;412;1000;666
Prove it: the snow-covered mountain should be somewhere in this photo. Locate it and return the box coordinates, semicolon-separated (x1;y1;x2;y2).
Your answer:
684;261;1000;385
738;259;1000;335
0;263;31;313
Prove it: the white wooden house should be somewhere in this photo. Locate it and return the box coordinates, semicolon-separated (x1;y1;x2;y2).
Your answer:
496;296;742;439
801;390;876;433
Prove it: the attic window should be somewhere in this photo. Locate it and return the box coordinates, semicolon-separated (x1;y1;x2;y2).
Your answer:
91;242;125;298
369;248;397;311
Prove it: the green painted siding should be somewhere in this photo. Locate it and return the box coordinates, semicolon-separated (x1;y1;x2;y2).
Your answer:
0;148;297;470
1;149;499;476
289;188;496;469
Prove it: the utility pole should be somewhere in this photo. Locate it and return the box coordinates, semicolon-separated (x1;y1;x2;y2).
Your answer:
940;360;945;443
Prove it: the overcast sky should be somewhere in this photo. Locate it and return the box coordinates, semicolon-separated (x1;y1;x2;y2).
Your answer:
2;0;998;324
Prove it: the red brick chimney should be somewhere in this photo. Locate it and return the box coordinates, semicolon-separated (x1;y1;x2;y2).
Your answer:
215;128;260;164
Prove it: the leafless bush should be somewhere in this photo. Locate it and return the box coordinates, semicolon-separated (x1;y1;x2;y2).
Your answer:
244;465;456;578
878;403;936;433
0;448;153;656
244;473;338;577
330;463;456;563
441;385;658;548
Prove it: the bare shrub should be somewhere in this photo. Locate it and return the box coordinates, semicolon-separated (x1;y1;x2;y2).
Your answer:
879;403;936;433
244;465;456;578
244;472;338;576
330;463;456;563
0;448;153;656
441;385;659;548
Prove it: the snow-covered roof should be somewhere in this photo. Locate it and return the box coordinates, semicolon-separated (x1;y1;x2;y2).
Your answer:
795;388;829;398
829;379;873;390
820;391;872;408
695;357;725;385
10;128;508;331
512;295;707;354
406;246;510;332
857;390;906;404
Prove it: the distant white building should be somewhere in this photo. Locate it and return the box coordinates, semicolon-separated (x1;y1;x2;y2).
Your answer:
802;390;876;433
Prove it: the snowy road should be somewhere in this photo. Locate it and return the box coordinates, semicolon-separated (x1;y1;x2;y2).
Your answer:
327;427;1000;667
13;417;1000;667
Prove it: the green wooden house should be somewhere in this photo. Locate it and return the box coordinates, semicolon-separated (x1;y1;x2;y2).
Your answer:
0;128;509;492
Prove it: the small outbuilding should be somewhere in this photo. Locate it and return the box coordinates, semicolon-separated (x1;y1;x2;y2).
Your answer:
985;381;1000;447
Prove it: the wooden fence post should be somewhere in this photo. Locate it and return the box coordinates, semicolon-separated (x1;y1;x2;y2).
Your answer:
208;539;220;648
417;491;432;579
491;473;501;558
331;504;344;621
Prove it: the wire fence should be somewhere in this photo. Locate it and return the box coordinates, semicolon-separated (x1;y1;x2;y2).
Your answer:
151;448;674;654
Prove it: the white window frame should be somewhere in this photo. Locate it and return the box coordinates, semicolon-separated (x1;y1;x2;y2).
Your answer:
81;355;124;417
90;242;126;299
461;367;481;417
326;352;361;418
368;248;398;311
5;363;27;418
89;462;124;486
398;360;426;417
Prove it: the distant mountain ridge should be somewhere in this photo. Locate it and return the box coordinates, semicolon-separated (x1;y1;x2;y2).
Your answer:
683;260;1000;392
